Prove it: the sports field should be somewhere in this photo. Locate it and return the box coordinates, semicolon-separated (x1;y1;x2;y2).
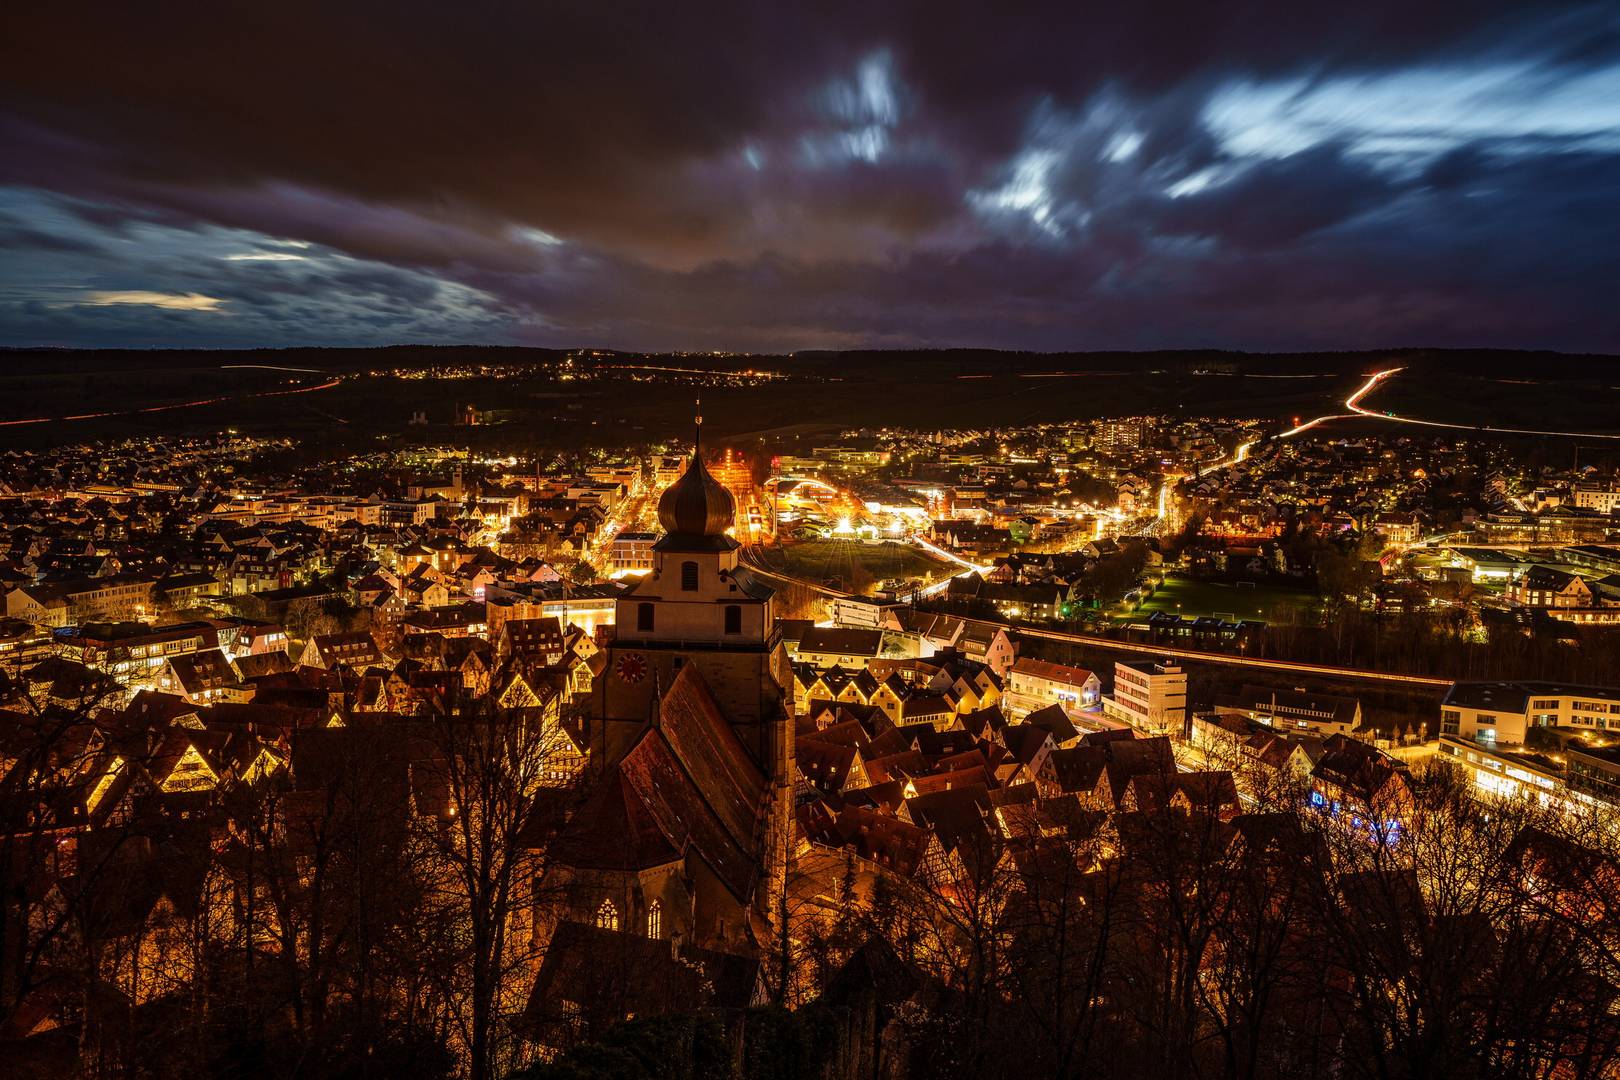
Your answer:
1124;574;1321;624
760;540;954;593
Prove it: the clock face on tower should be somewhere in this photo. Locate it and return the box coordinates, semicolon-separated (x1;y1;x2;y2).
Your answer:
615;652;647;684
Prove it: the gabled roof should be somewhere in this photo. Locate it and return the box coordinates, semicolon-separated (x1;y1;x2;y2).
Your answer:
554;771;682;871
558;664;769;904
795;737;861;793
1023;702;1079;742
1011;656;1095;687
798;626;884;657
168;649;237;695
906;783;994;856
520;920;761;1032
1046;745;1107;794
234;651;294;679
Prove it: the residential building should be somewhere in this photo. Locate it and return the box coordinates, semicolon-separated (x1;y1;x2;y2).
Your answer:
795;626;886;671
1573;488;1620;515
1441;681;1620;745
1506;566;1594;609
1004;656;1100;719
1216;684;1363;739
608;532;657;576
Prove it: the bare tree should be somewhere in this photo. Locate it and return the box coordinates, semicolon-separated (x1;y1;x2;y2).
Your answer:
418;690;576;1080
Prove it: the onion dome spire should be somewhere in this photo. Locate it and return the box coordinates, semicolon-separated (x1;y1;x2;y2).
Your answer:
657;399;735;538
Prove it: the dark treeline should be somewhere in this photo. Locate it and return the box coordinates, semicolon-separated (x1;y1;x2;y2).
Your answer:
527;764;1620;1080
0;684;580;1080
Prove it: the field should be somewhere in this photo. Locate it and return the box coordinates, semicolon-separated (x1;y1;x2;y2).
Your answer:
1123;574;1321;625
751;540;954;594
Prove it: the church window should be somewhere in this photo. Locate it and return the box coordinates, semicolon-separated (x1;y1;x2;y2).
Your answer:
681;561;699;591
595;899;619;931
724;605;742;635
646;899;662;939
637;603;654;632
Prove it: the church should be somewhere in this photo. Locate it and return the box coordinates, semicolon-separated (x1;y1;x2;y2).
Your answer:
541;432;796;958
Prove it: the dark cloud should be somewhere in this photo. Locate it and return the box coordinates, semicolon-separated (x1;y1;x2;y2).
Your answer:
1148;144;1399;249
2;2;1618;351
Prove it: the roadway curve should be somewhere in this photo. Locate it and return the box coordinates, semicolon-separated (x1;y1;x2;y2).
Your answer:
1345;366;1620;440
1195;366;1620;480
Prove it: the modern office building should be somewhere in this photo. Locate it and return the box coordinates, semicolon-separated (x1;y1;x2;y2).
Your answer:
1102;659;1188;735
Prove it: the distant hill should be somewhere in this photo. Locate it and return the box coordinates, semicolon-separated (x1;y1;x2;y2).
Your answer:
4;344;1614;380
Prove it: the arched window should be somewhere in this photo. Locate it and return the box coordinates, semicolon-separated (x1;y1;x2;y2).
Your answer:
646;899;662;939
595;899;619;931
724;604;742;635
637;603;654;632
681;561;699;591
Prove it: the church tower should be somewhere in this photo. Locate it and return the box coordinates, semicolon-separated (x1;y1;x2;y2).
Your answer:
593;418;793;783
546;411;797;955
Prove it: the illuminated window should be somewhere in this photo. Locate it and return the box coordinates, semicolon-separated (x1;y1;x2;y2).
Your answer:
595;899;619;931
724;605;742;635
637;603;654;632
646;899;662;939
681;561;699;591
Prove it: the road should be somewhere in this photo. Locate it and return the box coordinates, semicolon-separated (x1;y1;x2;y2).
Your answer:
1191;366;1620;483
748;361;1620;689
1191;368;1389;476
0;374;342;428
1195;436;1259;477
221;364;329;375
586;463;656;569
974;617;1451;687
1344;366;1620;440
739;543;1451;687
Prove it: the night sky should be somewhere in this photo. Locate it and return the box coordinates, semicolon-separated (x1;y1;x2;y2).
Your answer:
3;3;1619;353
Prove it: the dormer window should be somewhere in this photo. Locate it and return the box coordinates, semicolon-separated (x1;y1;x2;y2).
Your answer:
681;561;699;591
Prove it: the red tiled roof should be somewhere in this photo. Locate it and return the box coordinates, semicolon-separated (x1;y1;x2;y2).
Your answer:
1011;656;1095;687
559;664;771;904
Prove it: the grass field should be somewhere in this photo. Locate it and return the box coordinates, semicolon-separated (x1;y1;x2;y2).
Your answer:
758;540;954;593
1122;574;1321;625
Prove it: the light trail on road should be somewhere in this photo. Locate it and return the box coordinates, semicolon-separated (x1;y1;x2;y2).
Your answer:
0;376;342;428
1188;361;1619;482
1345;366;1620;439
741;536;1453;686
221;364;328;374
971;617;1453;687
1196;437;1259;477
1193;370;1390;476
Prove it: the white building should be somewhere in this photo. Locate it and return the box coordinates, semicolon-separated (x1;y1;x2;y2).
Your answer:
1573;488;1620;514
609;532;657;577
1004;657;1100;719
831;595;906;631
1102;659;1187;735
1441;681;1620;746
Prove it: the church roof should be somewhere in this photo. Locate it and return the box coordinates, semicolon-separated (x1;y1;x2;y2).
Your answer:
553;771;682;871
558;664;770;903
